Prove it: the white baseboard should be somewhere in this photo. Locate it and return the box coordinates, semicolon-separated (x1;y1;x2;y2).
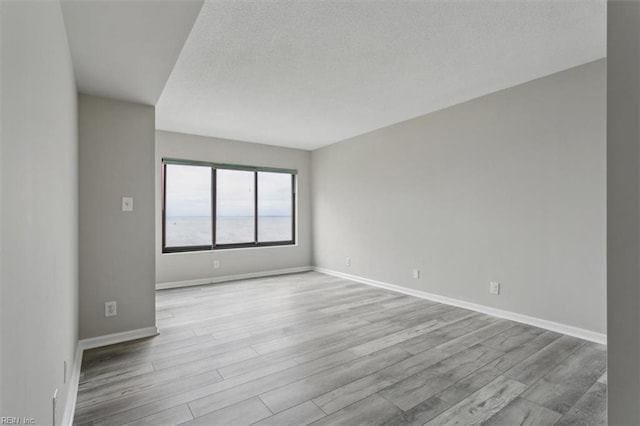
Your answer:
314;267;606;345
156;266;313;290
61;344;83;426
78;326;159;351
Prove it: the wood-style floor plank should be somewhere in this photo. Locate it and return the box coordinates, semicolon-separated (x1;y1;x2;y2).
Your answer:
504;335;584;386
521;343;607;415
425;375;526;425
252;401;325;426
378;344;502;411
180;397;271;426
380;395;450;426
259;346;411;413
311;394;402;426
74;272;607;425
121;404;193;426
555;381;607;426
437;330;562;405
483;397;562;426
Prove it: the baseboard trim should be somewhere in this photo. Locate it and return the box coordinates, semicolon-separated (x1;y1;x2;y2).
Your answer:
78;326;159;351
314;267;606;345
61;344;83;426
156;266;314;290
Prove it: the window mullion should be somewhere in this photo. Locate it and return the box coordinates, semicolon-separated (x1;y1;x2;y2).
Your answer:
254;171;258;244
291;174;296;246
162;162;167;251
212;167;216;249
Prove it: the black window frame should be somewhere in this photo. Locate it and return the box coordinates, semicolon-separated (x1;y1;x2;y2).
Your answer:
162;158;296;253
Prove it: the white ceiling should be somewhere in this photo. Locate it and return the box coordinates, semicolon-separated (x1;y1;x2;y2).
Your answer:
61;0;204;106
59;1;606;150
156;0;605;151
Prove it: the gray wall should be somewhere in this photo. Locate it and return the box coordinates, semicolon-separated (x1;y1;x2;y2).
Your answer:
156;130;312;285
79;95;156;339
607;2;640;423
1;1;79;423
0;0;4;413
312;59;606;334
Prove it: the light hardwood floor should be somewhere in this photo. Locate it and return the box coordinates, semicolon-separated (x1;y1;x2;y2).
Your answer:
74;272;607;425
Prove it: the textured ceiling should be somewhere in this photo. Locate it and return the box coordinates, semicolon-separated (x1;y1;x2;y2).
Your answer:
61;0;203;105
157;0;605;150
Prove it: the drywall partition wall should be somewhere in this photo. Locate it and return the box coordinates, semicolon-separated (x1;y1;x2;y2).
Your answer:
79;95;156;339
156;130;312;287
0;0;4;414
607;2;640;424
1;1;79;423
312;59;606;335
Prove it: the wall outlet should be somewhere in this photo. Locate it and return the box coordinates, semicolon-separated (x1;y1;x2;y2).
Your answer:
346;257;351;267
105;301;117;317
213;259;220;269
412;268;420;279
121;196;133;212
490;281;500;295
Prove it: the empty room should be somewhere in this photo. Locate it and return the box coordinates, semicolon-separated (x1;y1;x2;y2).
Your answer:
1;0;639;425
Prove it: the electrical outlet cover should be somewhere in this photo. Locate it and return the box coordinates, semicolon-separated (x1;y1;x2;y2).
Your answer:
122;196;134;212
105;301;117;317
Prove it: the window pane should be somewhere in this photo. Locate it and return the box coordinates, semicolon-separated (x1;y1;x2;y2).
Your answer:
258;172;293;242
216;169;255;244
165;164;212;247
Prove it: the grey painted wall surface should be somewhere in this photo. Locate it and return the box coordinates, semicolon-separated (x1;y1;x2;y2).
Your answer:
0;0;4;414
79;95;155;339
312;60;606;334
156;130;312;285
1;1;79;423
607;2;640;424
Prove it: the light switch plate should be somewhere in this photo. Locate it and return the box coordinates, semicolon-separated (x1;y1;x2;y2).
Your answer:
122;197;133;212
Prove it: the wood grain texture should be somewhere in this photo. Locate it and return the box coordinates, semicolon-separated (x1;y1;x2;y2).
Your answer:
437;331;562;405
504;335;584;386
483;397;562;426
425;376;526;425
555;381;607;425
74;272;607;425
310;394;402;426
180;397;271;426
381;396;450;426
252;401;325;426
378;344;502;411
522;343;607;415
121;404;193;426
259;346;411;413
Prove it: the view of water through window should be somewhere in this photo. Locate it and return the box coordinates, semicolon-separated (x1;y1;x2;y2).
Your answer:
165;216;292;247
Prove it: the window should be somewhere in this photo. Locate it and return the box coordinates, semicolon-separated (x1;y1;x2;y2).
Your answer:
216;169;255;245
164;164;212;249
162;159;296;252
257;172;293;243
